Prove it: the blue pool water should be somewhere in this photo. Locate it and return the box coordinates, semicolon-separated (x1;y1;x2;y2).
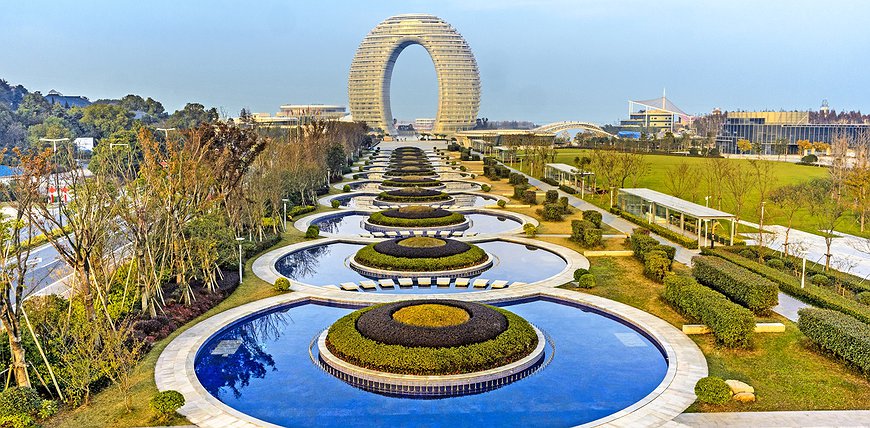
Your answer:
313;212;521;236
194;298;668;427
274;240;567;291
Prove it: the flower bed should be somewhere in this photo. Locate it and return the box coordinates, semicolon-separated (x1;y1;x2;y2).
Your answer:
354;238;487;271
376;188;451;202
325;302;538;375
368;206;465;227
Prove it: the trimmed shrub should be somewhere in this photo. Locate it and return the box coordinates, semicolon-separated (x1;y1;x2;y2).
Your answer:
545;189;558;204
663;275;755;347
652;244;676;262
558;184;577;194
354;242;487;272
288;205;316;218
577;273;596;289
701;247;870;325
630;232;659;261
151;390;185;420
573;268;589;280
558;196;570;210
801;154;819;163
305;225;320;238
523;223;537;237
643;251;671;282
0;387;41;418
522;190;537;205
739;248;757;259
766;258;785;269
694;377;732;405
857;292;870;305
540;177;559;186
369;209;465;227
798;308;870;374
513;184;529;199
811;274;831;287
497;199;507;208
273;277;291;292
481;184;491;192
342;184;351;192
582;210;602;228
331;199;341;209
571;220;602;248
537;203;563;221
692;256;779;314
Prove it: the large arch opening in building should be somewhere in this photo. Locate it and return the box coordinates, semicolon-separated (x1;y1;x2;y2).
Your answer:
348;14;481;136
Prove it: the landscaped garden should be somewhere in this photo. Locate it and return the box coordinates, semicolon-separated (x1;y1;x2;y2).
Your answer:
368;205;466;227
353;236;488;271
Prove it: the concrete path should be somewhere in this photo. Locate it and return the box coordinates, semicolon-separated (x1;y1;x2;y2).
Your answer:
674;409;870;427
773;292;812;322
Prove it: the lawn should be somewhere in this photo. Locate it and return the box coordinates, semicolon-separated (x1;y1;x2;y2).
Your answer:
507;149;867;237
559;253;870;412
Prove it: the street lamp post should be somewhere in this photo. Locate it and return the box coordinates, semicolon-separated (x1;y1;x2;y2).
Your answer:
282;198;289;232
705;195;711;207
155;127;176;141
236;237;245;285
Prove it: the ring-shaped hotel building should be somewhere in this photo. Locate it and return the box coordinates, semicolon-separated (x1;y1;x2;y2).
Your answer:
348;14;480;136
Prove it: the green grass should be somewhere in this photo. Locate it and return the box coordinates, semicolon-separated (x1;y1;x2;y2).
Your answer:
510;149;867;237
559;254;870;412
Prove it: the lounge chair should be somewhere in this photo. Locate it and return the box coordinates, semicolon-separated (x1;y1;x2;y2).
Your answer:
436;277;451;287
339;282;359;291
472;279;489;288
454;278;470;287
397;278;414;287
378;279;396;288
490;280;509;289
359;280;378;290
417;277;432;287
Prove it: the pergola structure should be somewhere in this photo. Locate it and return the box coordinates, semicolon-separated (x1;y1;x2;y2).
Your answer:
617;188;736;246
544;163;594;198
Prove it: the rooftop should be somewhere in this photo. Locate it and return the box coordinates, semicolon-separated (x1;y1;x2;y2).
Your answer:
619;188;735;219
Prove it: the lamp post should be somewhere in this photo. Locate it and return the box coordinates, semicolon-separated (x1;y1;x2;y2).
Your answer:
704;195;711;207
800;256;807;288
40;137;70;227
610;187;616;209
282;198;289;232
155;127;176;141
236;237;245;284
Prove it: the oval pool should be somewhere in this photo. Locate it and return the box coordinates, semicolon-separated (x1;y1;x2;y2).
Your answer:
194;298;668;427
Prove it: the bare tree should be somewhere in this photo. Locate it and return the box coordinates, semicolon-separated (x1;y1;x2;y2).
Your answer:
748;158;778;260
805;178;845;270
723;163;753;226
769;183;806;256
664;161;696;199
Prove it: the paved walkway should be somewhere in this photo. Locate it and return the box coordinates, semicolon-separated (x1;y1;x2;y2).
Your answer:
674;410;870;427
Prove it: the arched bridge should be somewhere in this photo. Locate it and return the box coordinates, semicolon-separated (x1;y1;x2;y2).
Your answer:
532;121;614;137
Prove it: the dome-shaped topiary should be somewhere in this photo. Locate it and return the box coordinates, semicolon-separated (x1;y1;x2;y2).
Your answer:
694;376;732;405
151;390;185;420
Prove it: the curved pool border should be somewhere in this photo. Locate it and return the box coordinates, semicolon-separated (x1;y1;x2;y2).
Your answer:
296;208;537;237
252;235;584;298
156;284;706;428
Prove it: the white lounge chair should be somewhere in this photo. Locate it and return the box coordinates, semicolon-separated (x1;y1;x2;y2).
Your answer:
340;282;359;291
417;277;432;287
398;278;414;287
436;277;451;287
472;279;489;288
372;232;386;238
378;279;396;288
454;278;470;287
359;280;378;290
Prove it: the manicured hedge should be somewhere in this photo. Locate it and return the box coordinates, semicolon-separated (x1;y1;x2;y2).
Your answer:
368;210;465;227
582;210;602;228
798;308;870;374
356;300;507;347
559;185;578;195
612;207;699;249
701;248;870;325
382;179;442;188
571;219;602;248
663;275;755;348
326;304;538;375
377;189;451;202
630;232;660;261
692;256;779;314
288;205;316;218
694;377;732;405
373;238;471;258
354;242;487;271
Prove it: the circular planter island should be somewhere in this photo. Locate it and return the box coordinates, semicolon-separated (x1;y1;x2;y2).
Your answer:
380;176;444;189
364;206;469;232
318;299;546;396
349;236;492;278
374;187;454;206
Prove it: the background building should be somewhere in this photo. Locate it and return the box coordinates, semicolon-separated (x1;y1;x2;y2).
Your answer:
44;89;91;108
348;14;480;136
715;110;870;154
251;104;347;127
619;95;690;134
415;118;435;131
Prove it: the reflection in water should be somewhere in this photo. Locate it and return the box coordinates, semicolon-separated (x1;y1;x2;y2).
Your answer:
196;310;291;398
276;244;336;279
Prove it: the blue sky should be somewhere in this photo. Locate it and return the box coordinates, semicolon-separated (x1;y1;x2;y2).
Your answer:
2;0;869;124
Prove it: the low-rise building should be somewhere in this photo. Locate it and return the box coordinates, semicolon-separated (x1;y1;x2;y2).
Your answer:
715;110;870;154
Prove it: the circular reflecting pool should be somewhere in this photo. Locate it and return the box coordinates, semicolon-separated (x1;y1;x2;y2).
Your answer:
312;212;522;236
274;241;567;292
194;298;668;427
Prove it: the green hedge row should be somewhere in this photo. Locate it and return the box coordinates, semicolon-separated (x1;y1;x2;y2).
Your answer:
288;205;316;218
354;243;487;272
692;256;778;314
798;308;870;374
663;275;755;348
368;211;465;227
701;248;870;325
326;305;538;375
611;208;699;249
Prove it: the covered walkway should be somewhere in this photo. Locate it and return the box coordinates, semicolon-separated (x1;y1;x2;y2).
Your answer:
617;188;737;246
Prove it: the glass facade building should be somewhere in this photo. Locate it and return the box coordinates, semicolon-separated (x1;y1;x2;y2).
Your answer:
715;111;870;154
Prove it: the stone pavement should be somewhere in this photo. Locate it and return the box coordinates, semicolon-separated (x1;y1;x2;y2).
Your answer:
674;410;870;427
